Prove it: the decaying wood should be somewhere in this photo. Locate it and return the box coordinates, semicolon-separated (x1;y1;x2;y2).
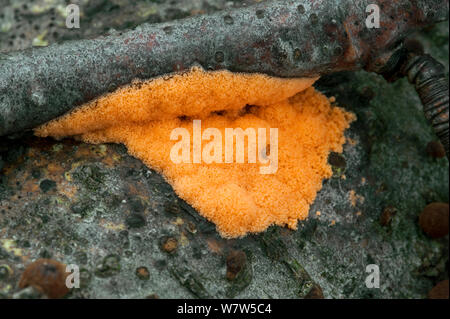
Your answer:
0;0;448;136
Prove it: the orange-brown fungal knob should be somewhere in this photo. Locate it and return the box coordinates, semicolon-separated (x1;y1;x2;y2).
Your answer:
226;250;247;281
18;259;69;299
305;284;324;299
161;237;178;253
426;141;446;159
428;280;449;299
135;267;150;280
380;206;397;227
419;202;449;238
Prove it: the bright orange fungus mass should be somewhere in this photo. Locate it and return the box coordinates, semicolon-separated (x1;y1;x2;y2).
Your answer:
35;67;355;238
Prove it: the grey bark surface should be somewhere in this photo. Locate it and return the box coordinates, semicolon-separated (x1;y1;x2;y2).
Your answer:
0;0;447;136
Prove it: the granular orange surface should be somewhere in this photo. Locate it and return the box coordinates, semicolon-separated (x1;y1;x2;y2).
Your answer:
35;67;355;238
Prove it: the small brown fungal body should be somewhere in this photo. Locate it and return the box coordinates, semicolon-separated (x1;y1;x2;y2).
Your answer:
18;259;69;299
304;284;324;299
161;237;178;253
380;206;397;226
428;280;449;299
226;250;247;281
136;267;150;280
426;141;446;158
419;202;449;238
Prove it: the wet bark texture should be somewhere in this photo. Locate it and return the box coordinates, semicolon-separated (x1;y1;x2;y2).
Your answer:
0;0;449;298
0;0;447;136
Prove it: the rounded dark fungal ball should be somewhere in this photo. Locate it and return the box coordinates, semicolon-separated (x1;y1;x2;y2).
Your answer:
428;280;449;299
161;236;178;253
136;267;150;280
419;202;449;238
226;250;247;280
19;259;69;299
426;141;446;158
305;284;324;299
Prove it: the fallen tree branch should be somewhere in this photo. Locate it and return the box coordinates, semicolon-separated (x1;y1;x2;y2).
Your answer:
0;0;447;136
